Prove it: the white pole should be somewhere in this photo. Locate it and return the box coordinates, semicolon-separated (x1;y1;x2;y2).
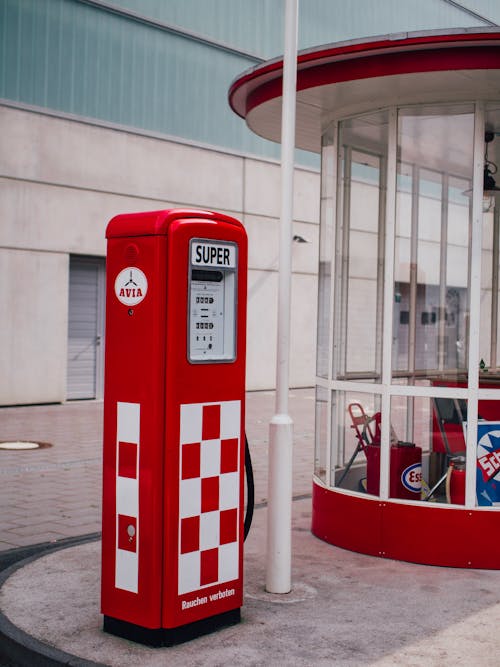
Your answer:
465;102;485;507
266;0;298;595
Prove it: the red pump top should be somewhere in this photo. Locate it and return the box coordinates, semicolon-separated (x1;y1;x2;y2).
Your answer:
106;208;243;238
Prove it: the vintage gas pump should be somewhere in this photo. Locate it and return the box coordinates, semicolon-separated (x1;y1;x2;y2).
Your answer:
101;209;247;646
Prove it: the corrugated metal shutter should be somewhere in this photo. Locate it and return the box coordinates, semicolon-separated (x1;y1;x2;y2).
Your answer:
67;256;105;400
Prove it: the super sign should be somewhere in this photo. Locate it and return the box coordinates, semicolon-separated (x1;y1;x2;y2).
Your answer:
192;242;236;268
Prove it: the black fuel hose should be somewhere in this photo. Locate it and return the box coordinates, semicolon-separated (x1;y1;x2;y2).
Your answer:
244;434;254;541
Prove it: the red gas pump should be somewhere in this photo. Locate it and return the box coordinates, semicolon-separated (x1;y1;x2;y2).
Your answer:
101;209;247;646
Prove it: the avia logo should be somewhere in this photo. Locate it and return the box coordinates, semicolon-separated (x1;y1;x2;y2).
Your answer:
114;267;148;306
119;287;144;299
401;463;422;493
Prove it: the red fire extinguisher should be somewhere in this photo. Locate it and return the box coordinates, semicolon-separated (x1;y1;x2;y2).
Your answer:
446;456;466;505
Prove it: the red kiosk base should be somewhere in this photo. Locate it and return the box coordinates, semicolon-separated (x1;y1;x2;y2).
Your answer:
103;609;240;647
312;480;500;569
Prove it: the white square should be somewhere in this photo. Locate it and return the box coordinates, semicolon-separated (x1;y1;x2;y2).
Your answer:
220;401;240;439
178;551;200;595
116;476;138;517
180;478;201;518
219;472;239;510
115;549;139;593
180;403;203;444
218;542;239;583
117;402;140;444
200;439;221;478
200;511;220;551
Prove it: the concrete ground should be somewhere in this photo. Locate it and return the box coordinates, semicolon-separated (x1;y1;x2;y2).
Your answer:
2;390;500;665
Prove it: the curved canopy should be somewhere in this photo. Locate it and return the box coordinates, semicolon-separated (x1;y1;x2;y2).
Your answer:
229;28;500;153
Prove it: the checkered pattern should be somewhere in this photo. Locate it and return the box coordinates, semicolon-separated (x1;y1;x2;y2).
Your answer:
178;400;241;595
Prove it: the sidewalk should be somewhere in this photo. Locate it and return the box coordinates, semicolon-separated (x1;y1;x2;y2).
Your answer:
2;390;500;666
0;389;315;551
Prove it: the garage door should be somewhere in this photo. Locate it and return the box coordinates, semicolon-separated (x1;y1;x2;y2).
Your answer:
67;256;105;400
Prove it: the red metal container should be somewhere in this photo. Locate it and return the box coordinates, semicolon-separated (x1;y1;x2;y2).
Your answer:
366;442;422;499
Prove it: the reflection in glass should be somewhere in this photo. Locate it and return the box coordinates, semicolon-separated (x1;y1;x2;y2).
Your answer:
394;105;474;381
314;386;328;483
334;112;388;381
316;125;335;378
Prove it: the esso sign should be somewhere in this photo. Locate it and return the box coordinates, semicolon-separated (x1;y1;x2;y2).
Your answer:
401;463;422;494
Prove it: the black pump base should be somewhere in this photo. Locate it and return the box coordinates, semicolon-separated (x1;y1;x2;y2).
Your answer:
103;608;241;647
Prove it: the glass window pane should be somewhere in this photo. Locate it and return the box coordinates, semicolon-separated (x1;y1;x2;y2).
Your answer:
317;125;336;378
391;392;467;505
394;105;474;380
334;112;388;380
481;105;500;372
314;386;328;483
335;390;381;497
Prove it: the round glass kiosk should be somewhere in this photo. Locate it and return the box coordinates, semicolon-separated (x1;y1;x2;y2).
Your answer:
230;29;500;567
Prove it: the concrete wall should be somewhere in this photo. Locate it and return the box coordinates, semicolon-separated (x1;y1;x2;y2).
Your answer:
0;104;320;404
0;248;68;405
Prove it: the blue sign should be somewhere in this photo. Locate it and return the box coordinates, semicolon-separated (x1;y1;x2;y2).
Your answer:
476;422;500;506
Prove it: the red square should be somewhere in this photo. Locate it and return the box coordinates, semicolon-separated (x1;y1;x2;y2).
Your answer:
201;477;219;513
181;516;200;554
221;438;239;473
220;508;238;544
202;404;220;440
200;548;218;585
182;442;200;479
117;514;137;552
118;441;137;479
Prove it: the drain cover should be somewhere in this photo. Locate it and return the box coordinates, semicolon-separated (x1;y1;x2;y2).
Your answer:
0;441;48;451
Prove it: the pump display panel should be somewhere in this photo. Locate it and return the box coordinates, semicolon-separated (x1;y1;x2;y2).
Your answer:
189;239;237;363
